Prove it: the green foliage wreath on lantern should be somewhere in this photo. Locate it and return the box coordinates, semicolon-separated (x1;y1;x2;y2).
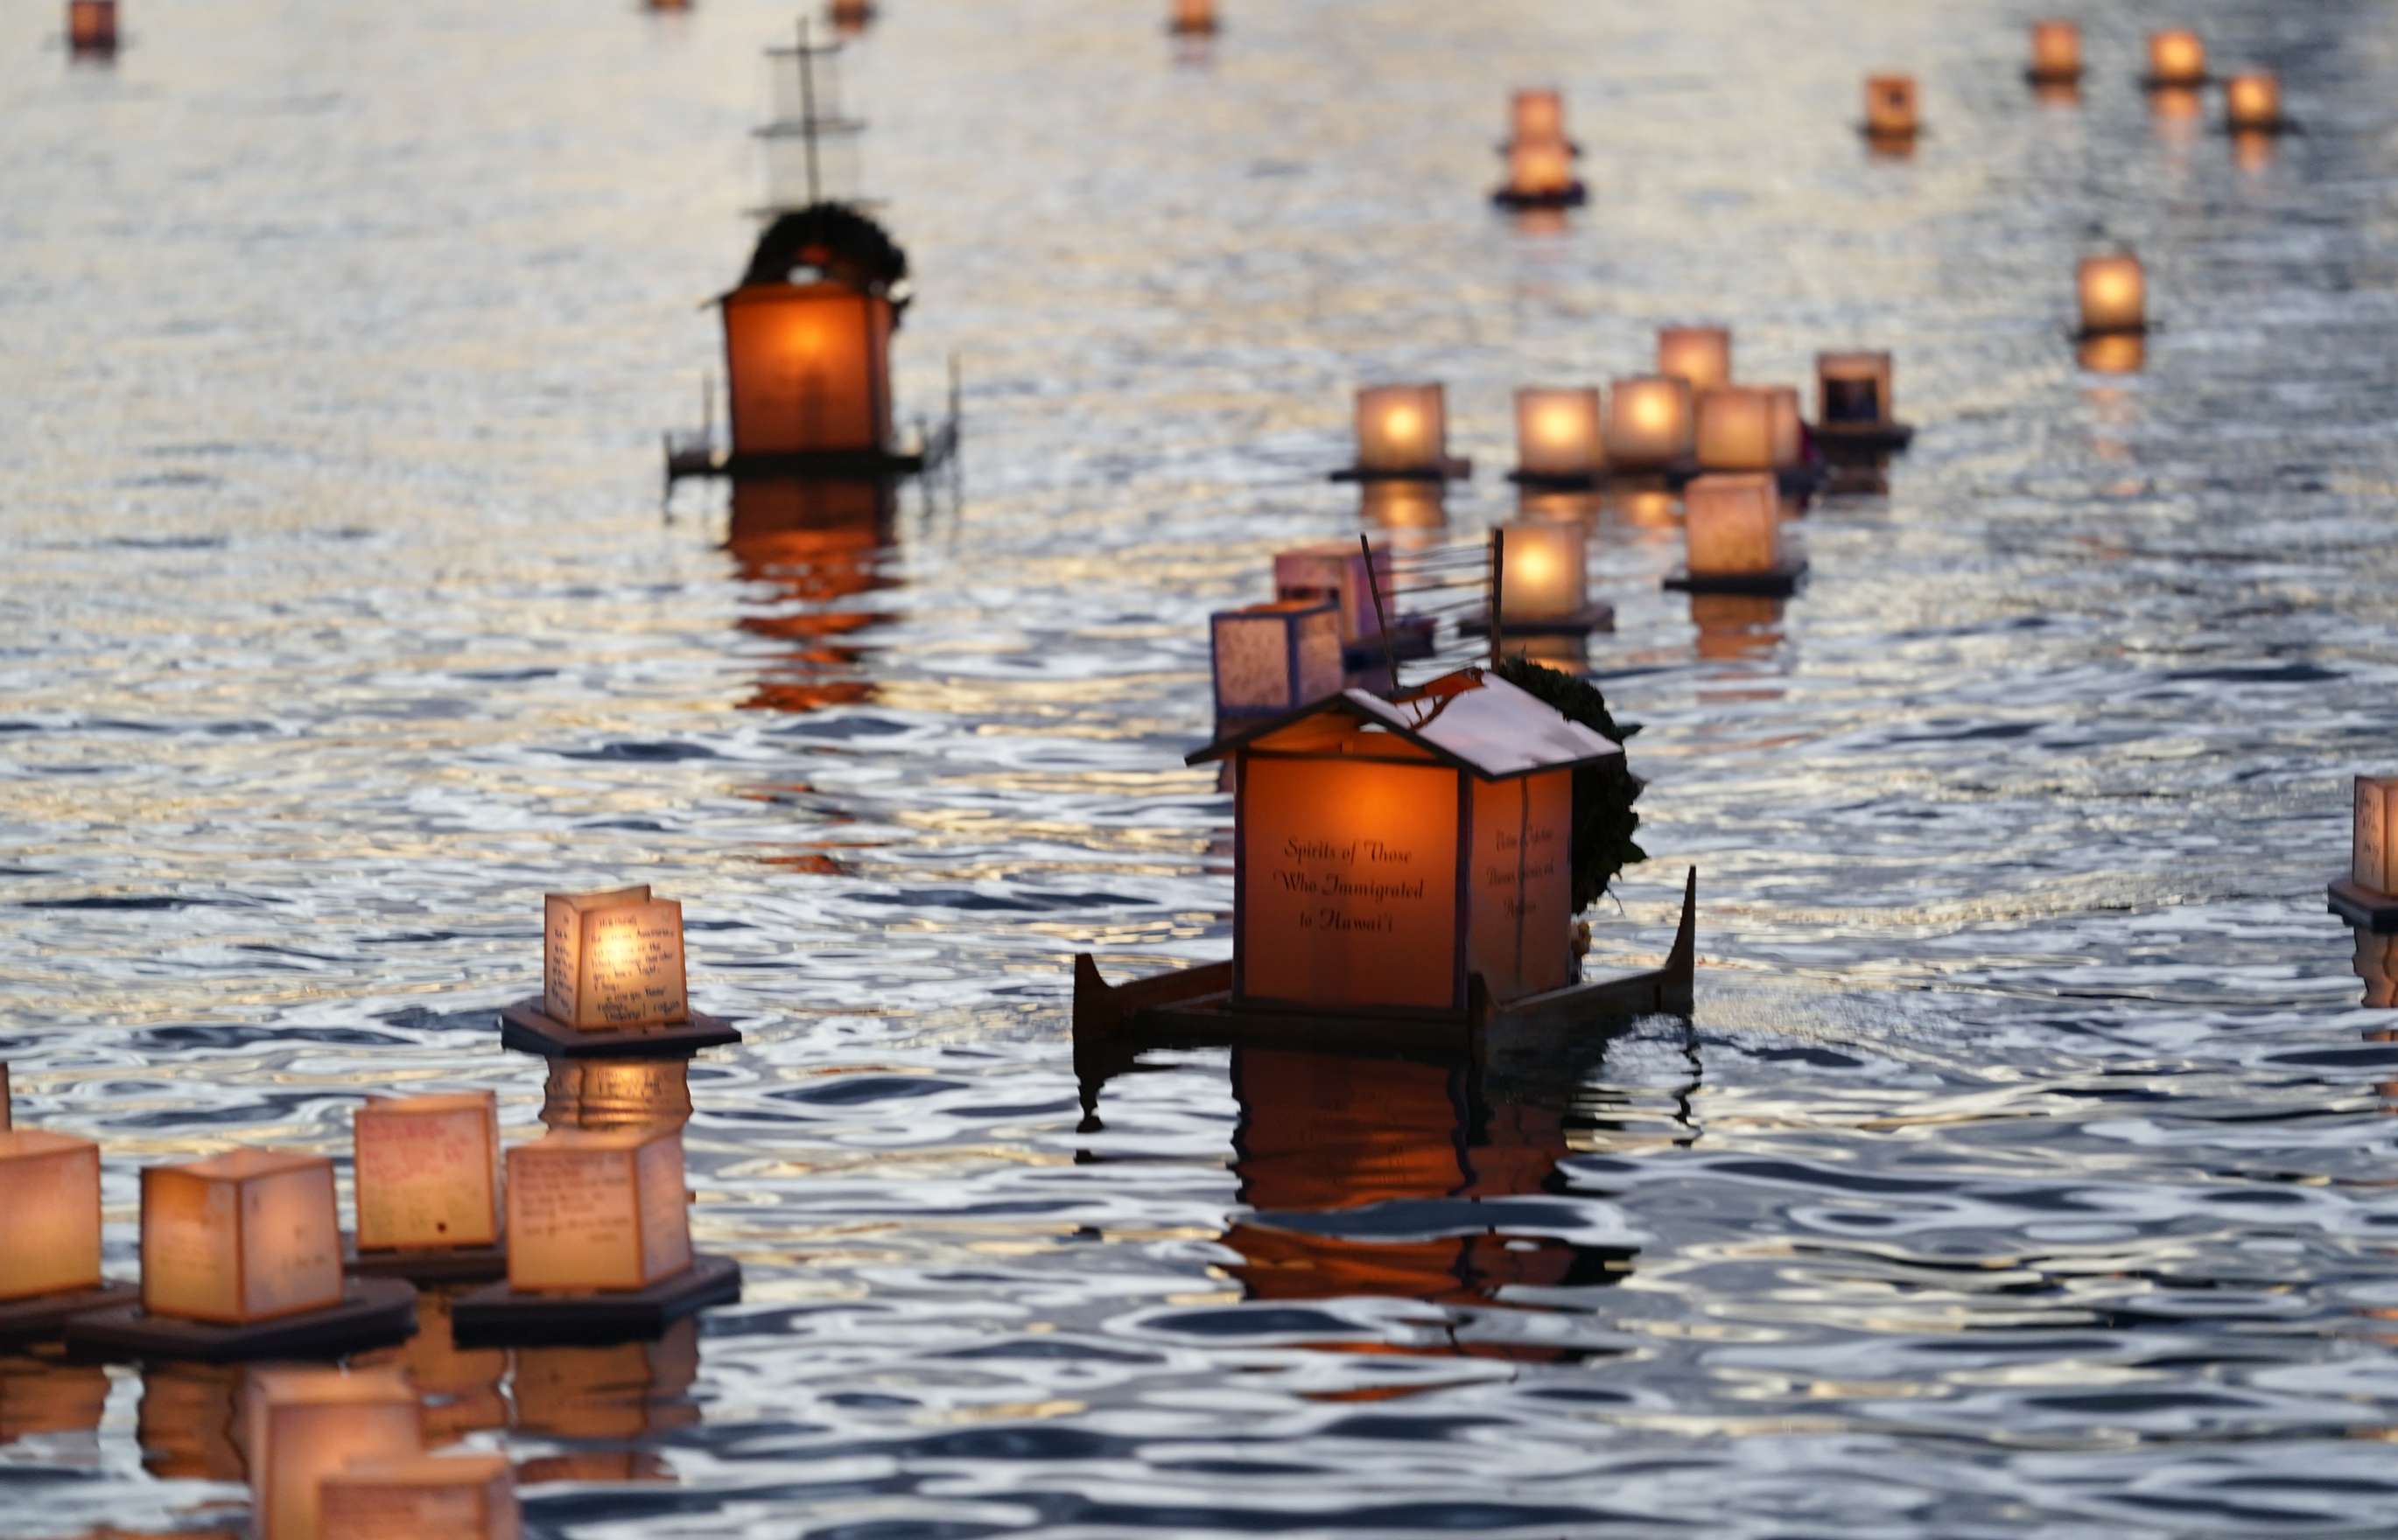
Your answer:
1494;654;1646;913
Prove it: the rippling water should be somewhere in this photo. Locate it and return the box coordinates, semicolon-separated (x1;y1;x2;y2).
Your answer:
10;0;2398;1534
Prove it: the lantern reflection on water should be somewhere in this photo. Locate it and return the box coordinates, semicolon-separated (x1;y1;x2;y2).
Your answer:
1357;480;1448;529
1692;593;1786;663
139;1362;247;1481
358;1289;508;1446
542;1059;695;1133
2077;331;2145;375
0;1354;108;1446
728;477;896;715
512;1320;698;1485
245;1366;423;1540
354;1092;501;1257
319;1452;519;1540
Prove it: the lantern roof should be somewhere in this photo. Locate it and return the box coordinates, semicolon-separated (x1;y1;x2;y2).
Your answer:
723;203;910;315
1188;668;1623;781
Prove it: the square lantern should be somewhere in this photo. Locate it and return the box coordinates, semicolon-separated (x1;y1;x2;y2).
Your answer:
1188;669;1621;1015
2355;777;2398;897
2226;72;2282;131
1656;326;1730;391
142;1148;344;1326
2078;254;2146;334
1694;386;1777;472
1501;137;1578;201
504;1127;692;1295
1168;0;1217;36
2029;19;2082;80
1211;600;1345;721
246;1367;423;1540
1864;74;1918;137
543;886;689;1031
1685;473;1784;577
0;1130;102;1302
1817;350;1895;426
720;281;894;459
354;1092;501;1255
319;1453;520;1540
1495;521;1588;624
2147;29;2206;87
1274;542;1394;646
67;0;116;51
1603;375;1693;470
1764;386;1802;468
1352;384;1448;475
1512;388;1603;480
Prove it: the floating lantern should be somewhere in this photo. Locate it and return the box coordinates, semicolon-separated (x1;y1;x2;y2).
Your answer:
1499;137;1581;204
2078;253;2147;336
2028;19;2083;82
717;207;912;469
1863;74;1919;138
830;0;874;26
0;1130;102;1303
1168;0;1217;36
1694;386;1777;472
2225;71;2285;132
246;1367;423;1540
1656;326;1731;391
66;0;116;53
1211;601;1345;721
1274;542;1397;648
2337;776;2398;931
502;1128;691;1295
1670;472;1804;597
541;1059;694;1132
1764;386;1803;470
1511;387;1604;483
353;1092;502;1257
1602;375;1693;472
142;1149;343;1326
2145;29;2207;88
1487;521;1609;634
1345;383;1456;479
319;1452;519;1540
543;887;688;1032
1817;351;1894;427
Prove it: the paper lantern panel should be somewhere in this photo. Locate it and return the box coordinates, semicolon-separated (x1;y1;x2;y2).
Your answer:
247;1367;423;1540
1656;326;1730;391
142;1148;343;1326
2030;19;2081;78
1685;473;1783;576
354;1092;501;1253
319;1453;520;1540
2148;29;2206;86
2356;777;2398;895
1604;375;1693;468
1497;521;1587;623
1695;386;1776;472
721;283;894;458
0;1130;102;1302
1353;384;1447;474
1212;600;1344;720
1864;74;1918;136
543;886;689;1031
1817;350;1894;425
1466;770;1573;1002
1513;388;1603;478
2079;255;2146;333
505;1128;692;1295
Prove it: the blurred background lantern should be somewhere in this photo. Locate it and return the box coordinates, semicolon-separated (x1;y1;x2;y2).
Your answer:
2146;29;2207;87
1684;473;1784;578
2225;71;2283;131
1512;387;1603;480
503;1128;692;1295
1863;74;1918;137
1168;0;1217;37
1656;326;1730;391
354;1093;502;1256
2078;253;2147;334
1493;521;1589;626
1358;481;1448;529
2028;19;2082;81
1603;375;1693;470
541;1060;694;1133
1274;542;1396;650
1816;351;1895;426
66;0;116;54
1211;601;1345;721
1510;88;1567;147
1500;137;1578;202
245;1366;423;1540
1351;384;1450;476
0;1130;102;1304
142;1149;343;1325
1694;386;1776;472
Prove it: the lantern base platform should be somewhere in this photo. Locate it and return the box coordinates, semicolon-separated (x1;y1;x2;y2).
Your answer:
1328;458;1473;485
1664;559;1809;598
2221;118;2301;137
1458;603;1616;639
1340;614;1438;666
450;1255;743;1347
1812;420;1916;453
0;1283;139;1348
1167;20;1218;35
2139;74;2213;92
668;444;929;482
64;1278;418;1364
1856;125;1925;144
2329;879;2398;934
2071;324;2152;342
1505;469;1609;491
2023;67;2084;87
1490;183;1588;210
344;1238;509;1284
1073;868;1696;1062
501;999;743;1060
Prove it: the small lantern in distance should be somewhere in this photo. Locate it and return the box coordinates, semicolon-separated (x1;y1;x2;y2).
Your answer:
1338;383;1465;480
502;1127;692;1295
2077;253;2147;337
2333;776;2398;930
353;1092;502;1261
1511;387;1604;486
1496;137;1585;208
544;886;688;1032
2027;19;2082;84
2225;71;2289;133
1602;375;1694;472
2144;29;2207;88
1694;386;1777;473
142;1148;344;1326
1168;0;1217;37
66;0;116;55
1813;350;1914;452
1765;386;1804;471
1656;326;1731;392
1862;74;1919;140
319;1452;520;1540
0;1129;103;1305
1669;472;1806;597
246;1366;423;1540
830;0;875;29
1211;601;1345;721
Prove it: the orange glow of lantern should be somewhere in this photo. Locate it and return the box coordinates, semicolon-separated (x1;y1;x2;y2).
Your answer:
2356;777;2398;895
2078;332;2146;374
1656;326;1730;390
1496;522;1587;623
541;1059;694;1133
245;1366;424;1540
1502;137;1578;200
2078;253;2146;334
2029;19;2082;80
1168;0;1217;36
2147;29;2206;87
1764;386;1802;468
1603;375;1693;470
67;0;116;52
1512;388;1603;479
830;0;873;24
1694;386;1777;472
2226;72;2282;130
721;283;894;459
0;1130;102;1302
1353;384;1448;475
1212;601;1345;720
503;1127;692;1296
319;1452;520;1540
1684;473;1784;577
543;886;689;1031
1510;89;1567;147
142;1148;343;1326
1817;350;1894;426
354;1092;501;1255
1864;74;1919;137
1358;481;1448;529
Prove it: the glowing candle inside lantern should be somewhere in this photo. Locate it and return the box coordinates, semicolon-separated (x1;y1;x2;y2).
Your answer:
1684;473;1783;576
2147;30;2205;87
1510;88;1566;146
721;283;894;458
1353;384;1448;474
67;0;116;51
2078;253;2147;334
1169;0;1217;35
1817;350;1894;425
1512;388;1602;478
543;886;689;1031
1211;601;1346;719
1656;326;1730;391
2030;19;2082;79
504;1127;692;1295
1864;74;1918;136
247;1367;423;1540
319;1452;520;1540
1763;386;1802;468
1497;522;1587;622
142;1148;344;1325
354;1092;501;1254
1603;375;1693;470
2226;72;2282;130
1504;137;1576;200
2356;777;2398;895
1694;386;1777;472
0;1130;102;1301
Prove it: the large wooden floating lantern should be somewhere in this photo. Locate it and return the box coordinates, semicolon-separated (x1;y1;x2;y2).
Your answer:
545;886;688;1032
2078;253;2147;337
1511;387;1604;484
0;1129;102;1305
1694;386;1776;472
1657;326;1730;392
142;1148;343;1326
2145;29;2207;88
67;0;116;53
2333;776;2398;931
1212;601;1345;722
354;1092;501;1258
1863;74;1919;139
319;1452;520;1540
1669;472;1806;597
247;1366;423;1540
1343;383;1463;480
503;1128;691;1296
720;206;909;467
2028;19;2083;82
1603;375;1693;472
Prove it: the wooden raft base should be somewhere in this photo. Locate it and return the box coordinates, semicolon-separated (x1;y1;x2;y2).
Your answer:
0;1283;138;1348
1665;559;1809;598
1812;421;1916;454
665;445;928;482
1458;603;1617;639
2329;878;2398;934
1328;458;1473;485
500;999;742;1060
344;1237;508;1284
1341;614;1439;667
64;1278;417;1364
450;1255;743;1347
1491;183;1588;210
